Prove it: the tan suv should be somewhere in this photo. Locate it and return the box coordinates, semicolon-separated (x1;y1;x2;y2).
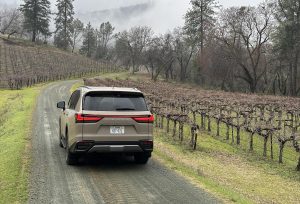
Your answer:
57;86;154;165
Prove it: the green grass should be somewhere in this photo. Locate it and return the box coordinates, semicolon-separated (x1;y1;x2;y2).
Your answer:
153;119;300;204
0;85;43;204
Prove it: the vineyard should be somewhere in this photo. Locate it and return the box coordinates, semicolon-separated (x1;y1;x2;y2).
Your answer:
85;77;300;170
0;37;121;89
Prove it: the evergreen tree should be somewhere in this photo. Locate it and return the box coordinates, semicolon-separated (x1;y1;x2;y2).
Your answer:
273;0;300;96
80;22;96;58
184;0;217;84
184;0;217;52
54;0;74;50
20;0;51;42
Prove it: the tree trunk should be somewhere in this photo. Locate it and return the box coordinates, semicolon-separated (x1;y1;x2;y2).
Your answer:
231;125;234;144
172;121;177;139
207;116;211;132
236;127;240;145
201;113;205;130
279;142;285;164
193;132;198;150
249;132;254;151
293;53;298;96
179;123;184;142
167;118;170;133
32;30;36;42
289;62;294;96
226;123;230;140
263;136;268;157
216;119;220;136
270;134;274;160
296;156;300;171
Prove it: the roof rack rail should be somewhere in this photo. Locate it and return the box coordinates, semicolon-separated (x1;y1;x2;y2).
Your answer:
79;85;91;89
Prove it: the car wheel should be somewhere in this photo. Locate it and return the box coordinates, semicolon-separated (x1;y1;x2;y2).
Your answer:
65;135;77;165
134;153;150;164
59;138;64;148
59;120;63;148
66;150;78;165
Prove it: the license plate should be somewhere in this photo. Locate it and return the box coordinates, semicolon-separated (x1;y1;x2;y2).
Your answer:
110;126;125;135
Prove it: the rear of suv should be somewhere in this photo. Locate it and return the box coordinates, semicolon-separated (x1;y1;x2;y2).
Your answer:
57;86;154;165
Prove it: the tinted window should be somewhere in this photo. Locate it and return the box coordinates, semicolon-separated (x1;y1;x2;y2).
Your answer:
69;90;80;110
83;92;148;111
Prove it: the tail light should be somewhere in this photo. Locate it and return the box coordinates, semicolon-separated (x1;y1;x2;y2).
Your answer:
133;115;154;123
75;114;102;123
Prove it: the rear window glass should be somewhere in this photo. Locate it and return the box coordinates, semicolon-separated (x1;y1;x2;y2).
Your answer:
83;91;148;111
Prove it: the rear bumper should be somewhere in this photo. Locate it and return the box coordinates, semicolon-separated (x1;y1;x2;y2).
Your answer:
70;141;153;154
88;145;143;153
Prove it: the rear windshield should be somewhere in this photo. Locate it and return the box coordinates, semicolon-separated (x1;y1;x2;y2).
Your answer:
83;91;148;111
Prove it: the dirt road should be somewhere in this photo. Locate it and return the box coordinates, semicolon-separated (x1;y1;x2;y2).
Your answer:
29;80;219;204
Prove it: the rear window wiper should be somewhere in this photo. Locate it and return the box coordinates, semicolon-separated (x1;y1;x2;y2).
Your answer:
115;108;136;111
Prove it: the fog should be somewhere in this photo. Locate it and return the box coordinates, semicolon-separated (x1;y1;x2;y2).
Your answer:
74;0;262;33
3;0;262;33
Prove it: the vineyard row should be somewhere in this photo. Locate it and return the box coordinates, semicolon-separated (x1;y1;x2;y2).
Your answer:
84;77;300;170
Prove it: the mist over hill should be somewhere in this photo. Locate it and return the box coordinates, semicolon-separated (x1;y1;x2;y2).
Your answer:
76;2;154;31
75;0;189;33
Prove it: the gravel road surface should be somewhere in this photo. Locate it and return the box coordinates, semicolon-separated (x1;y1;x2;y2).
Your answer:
29;80;220;204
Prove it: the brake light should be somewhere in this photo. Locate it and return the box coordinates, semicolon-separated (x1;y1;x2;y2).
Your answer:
75;114;102;123
133;115;154;123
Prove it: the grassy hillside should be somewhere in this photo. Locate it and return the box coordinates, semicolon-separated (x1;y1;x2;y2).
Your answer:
0;36;121;89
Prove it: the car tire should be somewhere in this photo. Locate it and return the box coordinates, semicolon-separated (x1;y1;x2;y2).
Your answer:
65;135;77;165
134;153;150;164
59;136;64;148
66;150;78;165
59;120;63;148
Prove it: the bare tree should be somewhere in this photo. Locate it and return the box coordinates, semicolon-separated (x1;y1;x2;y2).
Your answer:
216;3;275;93
173;28;196;82
70;18;84;53
144;33;175;81
95;22;115;59
116;26;153;74
0;8;23;39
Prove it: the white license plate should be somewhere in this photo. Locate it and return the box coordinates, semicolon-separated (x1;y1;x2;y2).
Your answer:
110;126;125;135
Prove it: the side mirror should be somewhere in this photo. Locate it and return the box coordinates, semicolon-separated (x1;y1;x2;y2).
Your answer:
57;101;65;110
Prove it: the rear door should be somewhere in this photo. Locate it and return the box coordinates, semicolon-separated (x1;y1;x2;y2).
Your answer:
80;91;153;142
66;90;81;142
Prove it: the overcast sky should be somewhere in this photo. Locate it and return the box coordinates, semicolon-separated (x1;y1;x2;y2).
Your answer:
2;0;263;33
6;0;262;10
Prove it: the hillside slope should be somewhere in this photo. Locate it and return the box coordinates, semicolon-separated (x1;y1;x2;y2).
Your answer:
0;37;119;89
